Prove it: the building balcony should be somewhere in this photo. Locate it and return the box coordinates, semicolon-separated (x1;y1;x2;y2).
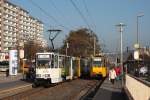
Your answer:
3;16;17;22
4;44;9;47
4;9;16;16
3;38;13;42
3;32;13;37
4;4;17;12
4;22;17;28
4;27;9;30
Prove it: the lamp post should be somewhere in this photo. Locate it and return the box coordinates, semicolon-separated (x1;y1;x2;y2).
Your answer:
137;13;144;45
116;23;126;87
93;36;96;56
135;13;144;76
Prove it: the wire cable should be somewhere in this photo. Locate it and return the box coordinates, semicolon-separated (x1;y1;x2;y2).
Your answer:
48;0;71;29
70;0;91;30
82;0;97;32
29;0;70;30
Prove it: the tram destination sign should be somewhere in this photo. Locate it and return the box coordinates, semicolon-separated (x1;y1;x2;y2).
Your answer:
38;54;50;59
94;58;102;61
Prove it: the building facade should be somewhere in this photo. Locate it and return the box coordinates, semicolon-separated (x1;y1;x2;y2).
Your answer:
0;0;45;53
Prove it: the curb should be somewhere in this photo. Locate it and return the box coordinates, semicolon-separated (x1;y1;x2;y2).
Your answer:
123;86;134;100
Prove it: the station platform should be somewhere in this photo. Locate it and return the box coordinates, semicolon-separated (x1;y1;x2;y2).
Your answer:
93;78;126;100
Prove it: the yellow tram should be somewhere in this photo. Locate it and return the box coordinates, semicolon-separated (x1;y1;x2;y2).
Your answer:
90;54;107;78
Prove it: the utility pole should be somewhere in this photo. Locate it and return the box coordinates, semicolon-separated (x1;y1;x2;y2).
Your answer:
135;13;144;76
116;23;126;87
66;42;69;56
47;29;61;52
93;36;96;56
137;13;144;45
16;7;20;73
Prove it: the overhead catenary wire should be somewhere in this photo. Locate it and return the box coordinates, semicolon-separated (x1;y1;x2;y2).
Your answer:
82;0;105;48
29;0;70;30
82;0;97;33
48;0;71;29
70;0;92;30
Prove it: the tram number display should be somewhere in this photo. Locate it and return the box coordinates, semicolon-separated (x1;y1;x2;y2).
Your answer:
38;55;50;59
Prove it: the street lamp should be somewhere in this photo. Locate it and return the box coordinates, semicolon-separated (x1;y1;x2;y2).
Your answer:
116;23;126;87
93;36;96;56
137;13;144;45
135;13;144;76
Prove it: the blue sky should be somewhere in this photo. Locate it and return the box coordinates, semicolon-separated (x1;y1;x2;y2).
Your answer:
10;0;150;52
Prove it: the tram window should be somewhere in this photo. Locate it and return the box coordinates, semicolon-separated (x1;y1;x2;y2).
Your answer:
93;61;102;67
62;58;65;68
37;60;50;68
59;57;63;68
51;55;54;68
65;57;70;69
54;55;58;68
48;60;51;68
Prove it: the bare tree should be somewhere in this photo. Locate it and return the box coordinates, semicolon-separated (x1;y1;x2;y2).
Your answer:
60;28;101;57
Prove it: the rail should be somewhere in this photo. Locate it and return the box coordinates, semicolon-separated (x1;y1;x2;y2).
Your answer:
80;78;105;100
0;84;32;99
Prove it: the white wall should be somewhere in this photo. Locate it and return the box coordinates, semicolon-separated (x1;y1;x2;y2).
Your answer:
125;74;150;100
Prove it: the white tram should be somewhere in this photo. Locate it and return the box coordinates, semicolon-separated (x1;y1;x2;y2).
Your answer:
33;52;75;87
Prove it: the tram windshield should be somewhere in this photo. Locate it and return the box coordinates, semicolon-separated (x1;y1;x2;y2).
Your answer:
36;53;59;68
93;57;102;67
37;60;51;68
36;54;53;68
93;61;102;67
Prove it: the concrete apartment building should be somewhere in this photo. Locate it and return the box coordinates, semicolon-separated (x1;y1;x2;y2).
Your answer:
0;0;46;53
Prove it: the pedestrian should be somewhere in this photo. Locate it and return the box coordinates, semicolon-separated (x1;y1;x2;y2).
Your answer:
6;69;9;77
109;67;117;84
114;66;121;81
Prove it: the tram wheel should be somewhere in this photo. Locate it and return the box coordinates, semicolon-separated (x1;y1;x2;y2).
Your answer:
32;83;38;88
44;83;50;88
32;79;40;88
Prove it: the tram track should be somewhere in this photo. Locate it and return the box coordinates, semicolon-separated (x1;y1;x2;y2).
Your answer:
80;78;105;100
0;83;32;99
1;83;58;100
2;79;99;100
1;78;73;99
2;87;46;100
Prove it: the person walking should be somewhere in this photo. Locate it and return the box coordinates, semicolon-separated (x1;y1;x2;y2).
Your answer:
114;66;121;81
109;67;117;84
